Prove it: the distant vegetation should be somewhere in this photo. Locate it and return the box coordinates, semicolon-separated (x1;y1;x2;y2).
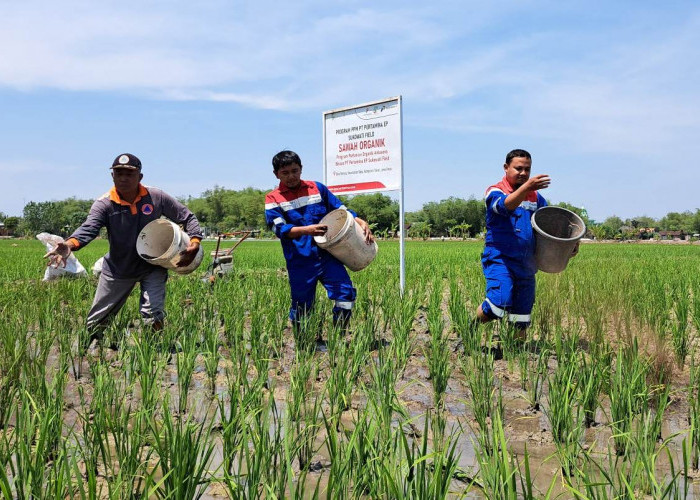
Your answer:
3;188;699;239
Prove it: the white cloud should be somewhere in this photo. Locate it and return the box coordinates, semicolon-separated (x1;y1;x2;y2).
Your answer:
0;1;698;156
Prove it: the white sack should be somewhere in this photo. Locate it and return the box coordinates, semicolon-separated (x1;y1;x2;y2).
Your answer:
36;232;88;281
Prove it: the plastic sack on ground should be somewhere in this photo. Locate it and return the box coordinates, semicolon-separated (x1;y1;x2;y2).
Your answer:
37;232;88;281
92;256;105;277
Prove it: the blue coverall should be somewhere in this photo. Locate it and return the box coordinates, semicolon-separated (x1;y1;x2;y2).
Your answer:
265;180;357;327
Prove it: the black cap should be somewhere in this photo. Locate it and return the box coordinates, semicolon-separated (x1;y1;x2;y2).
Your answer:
111;153;142;170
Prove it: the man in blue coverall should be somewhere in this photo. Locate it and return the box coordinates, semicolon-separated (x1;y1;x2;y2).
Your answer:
476;149;552;339
264;150;373;343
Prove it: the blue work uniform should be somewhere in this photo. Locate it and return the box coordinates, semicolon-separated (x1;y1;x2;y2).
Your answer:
481;176;547;328
265;180;357;324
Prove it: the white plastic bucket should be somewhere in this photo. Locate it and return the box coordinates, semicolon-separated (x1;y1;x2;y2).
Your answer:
531;206;586;274
314;209;377;271
136;219;203;275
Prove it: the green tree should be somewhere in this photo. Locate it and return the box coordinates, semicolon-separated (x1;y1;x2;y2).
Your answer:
409;221;431;240
345;193;399;236
3;217;20;235
691;209;700;234
602;216;624;233
659;211;694;232
185;186;267;233
21;201;65;235
417;197;484;237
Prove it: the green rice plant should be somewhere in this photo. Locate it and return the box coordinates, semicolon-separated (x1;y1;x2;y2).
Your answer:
608;339;649;456
320;409;353;497
176;328;198;414
518;349;529;391
226;393;287;500
368;346;406;439
287;348;321;472
671;285;690;367
390;287;420;374
688;355;700;469
544;355;583;476
426;282;452;408
346;402;386;497
9;367;67;499
326;321;356;420
564;445;640;500
629;387;675;497
202;318;220;397
218;355;266;477
149;398;215;500
462;350;497;436
582;302;606;356
383;411;464;499
107;408;157;498
0;318;25;428
578;353;605;428
79;358;156;499
129;333;167;413
693;280;700;335
292;308;324;355
248;300;271;388
553;323;579;366
524;347;549;411
448;276;479;355
517;443;557;500
498;321;523;366
472;407;518;500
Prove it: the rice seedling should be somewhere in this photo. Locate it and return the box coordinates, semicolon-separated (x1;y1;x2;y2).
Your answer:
426;281;452;408
671;284;690;367
578;352;605;428
524;347;549;411
176;327;198;414
8;366;67;498
544;354;583;476
608;339;649;456
2;239;699;498
462;349;497;436
688;355;700;469
472;406;518;500
149;398;216;500
287;347;321;472
385;411;464;499
389;287;420;373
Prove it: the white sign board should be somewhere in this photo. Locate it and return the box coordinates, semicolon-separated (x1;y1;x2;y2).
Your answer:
323;97;402;194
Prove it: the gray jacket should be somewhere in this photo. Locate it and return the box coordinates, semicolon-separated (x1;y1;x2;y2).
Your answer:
69;185;203;278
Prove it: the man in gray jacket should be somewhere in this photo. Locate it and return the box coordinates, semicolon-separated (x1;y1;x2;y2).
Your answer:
45;153;202;340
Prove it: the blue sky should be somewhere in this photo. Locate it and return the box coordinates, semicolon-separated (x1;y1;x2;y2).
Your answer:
1;0;698;222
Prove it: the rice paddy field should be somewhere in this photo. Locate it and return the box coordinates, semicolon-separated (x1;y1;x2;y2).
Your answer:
1;238;700;499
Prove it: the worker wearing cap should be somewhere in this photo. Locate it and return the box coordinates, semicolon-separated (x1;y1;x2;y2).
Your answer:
45;153;202;340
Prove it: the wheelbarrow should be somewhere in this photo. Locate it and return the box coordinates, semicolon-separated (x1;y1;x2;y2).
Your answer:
202;230;255;283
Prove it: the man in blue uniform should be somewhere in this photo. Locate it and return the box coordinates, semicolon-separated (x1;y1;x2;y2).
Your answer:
264;150;373;341
476;149;550;338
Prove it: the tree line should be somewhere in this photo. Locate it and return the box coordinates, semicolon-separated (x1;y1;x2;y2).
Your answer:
4;188;700;239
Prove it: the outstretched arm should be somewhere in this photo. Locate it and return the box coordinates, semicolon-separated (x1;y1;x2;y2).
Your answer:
44;239;79;268
504;175;550;211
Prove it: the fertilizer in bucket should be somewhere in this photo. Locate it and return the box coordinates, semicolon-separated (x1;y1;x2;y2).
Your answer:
531;206;585;274
314;209;377;271
136;219;203;274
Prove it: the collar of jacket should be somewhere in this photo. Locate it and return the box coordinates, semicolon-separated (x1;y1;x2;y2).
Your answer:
109;184;149;215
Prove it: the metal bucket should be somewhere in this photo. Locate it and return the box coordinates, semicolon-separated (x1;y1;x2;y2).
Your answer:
314;209;377;271
136;219;203;275
531;206;585;273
